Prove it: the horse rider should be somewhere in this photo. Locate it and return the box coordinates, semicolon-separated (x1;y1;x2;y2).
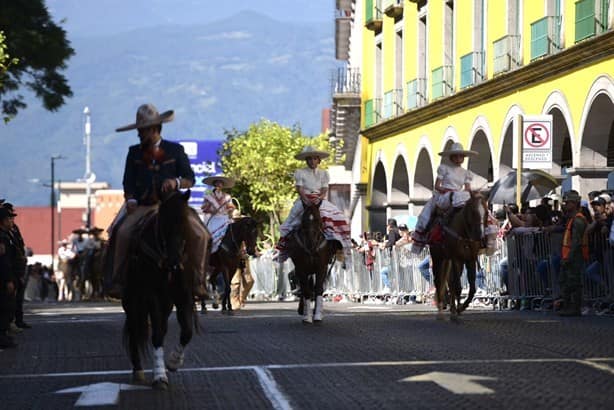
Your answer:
200;175;236;253
107;103;210;299
411;142;478;254
276;145;352;261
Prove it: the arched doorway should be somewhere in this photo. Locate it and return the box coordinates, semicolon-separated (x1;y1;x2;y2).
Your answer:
369;161;388;234
390;156;410;221
468;130;493;189
411;148;434;216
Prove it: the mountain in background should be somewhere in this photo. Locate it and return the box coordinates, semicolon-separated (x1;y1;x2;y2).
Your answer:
0;11;336;205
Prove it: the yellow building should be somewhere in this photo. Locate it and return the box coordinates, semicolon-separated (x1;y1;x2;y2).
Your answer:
340;0;614;233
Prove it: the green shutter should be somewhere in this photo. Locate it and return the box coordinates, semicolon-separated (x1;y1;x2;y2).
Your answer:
365;99;374;127
383;91;392;118
575;0;596;42
460;54;473;88
531;17;549;59
366;0;374;23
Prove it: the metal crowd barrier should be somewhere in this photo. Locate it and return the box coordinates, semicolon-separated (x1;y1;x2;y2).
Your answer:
504;229;614;309
247;230;614;309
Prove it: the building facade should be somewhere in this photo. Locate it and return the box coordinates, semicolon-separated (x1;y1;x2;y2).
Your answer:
353;0;614;234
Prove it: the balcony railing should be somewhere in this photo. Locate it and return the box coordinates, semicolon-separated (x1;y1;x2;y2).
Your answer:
431;65;454;99
493;34;522;75
575;0;610;43
365;0;383;31
531;16;562;60
332;67;361;96
406;78;427;110
383;89;404;119
460;51;485;89
364;98;382;127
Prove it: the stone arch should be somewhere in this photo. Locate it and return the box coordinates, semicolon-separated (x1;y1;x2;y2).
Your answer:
467;116;494;188
575;75;614;194
369;160;388;235
498;105;524;179
410;136;435;216
542;91;574;176
390;146;410;221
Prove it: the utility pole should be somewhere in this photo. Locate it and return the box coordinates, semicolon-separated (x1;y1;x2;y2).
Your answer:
50;155;64;270
83;107;94;229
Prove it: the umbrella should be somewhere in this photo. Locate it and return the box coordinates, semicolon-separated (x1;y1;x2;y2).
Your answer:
488;169;562;205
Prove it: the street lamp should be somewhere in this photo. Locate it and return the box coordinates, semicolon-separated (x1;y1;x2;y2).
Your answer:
51;154;65;271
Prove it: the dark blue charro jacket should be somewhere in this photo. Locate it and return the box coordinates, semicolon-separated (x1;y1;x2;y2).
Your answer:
122;139;195;205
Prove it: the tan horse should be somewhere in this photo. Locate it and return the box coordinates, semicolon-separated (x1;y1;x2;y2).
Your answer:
429;191;488;321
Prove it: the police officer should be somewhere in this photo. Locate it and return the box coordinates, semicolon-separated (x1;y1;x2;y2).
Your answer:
0;207;18;348
3;203;30;329
558;190;588;317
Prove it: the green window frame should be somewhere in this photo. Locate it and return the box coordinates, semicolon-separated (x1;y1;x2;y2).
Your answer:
406;79;417;109
460;53;474;88
365;99;374;127
431;67;444;100
531;17;550;59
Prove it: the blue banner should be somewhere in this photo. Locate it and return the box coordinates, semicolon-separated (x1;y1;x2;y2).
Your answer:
174;139;223;207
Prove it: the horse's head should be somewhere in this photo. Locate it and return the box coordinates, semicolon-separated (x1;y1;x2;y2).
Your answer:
300;202;324;249
461;191;488;241
157;190;191;271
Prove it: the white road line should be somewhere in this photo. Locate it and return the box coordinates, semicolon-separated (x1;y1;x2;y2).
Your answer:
3;357;614;380
252;366;292;410
577;359;614;375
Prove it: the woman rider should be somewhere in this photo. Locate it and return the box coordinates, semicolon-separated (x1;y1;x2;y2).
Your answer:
201;175;236;253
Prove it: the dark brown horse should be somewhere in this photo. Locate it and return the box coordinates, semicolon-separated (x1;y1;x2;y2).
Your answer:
122;190;198;390
208;216;258;313
429;191;488;321
287;202;338;324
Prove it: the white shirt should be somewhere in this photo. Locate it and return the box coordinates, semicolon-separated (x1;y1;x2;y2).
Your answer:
436;163;473;191
294;167;329;194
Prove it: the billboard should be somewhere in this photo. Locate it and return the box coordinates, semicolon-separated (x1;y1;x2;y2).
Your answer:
174;139;223;207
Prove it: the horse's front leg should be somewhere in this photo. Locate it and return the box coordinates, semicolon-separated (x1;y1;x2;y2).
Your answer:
313;265;327;323
434;258;448;320
222;269;233;314
150;300;169;390
167;292;193;372
298;271;314;324
460;260;477;314
448;260;463;322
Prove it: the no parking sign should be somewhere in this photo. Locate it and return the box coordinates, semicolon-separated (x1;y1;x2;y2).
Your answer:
522;115;552;169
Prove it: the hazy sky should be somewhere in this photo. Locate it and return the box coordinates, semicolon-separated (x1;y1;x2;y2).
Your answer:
47;0;332;37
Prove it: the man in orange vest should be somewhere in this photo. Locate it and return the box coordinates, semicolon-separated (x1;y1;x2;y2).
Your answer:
558;190;588;317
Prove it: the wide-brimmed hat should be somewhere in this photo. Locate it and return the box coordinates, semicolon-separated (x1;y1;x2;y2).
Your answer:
562;190;582;203
295;146;330;161
203;175;235;189
438;142;478;157
116;104;174;132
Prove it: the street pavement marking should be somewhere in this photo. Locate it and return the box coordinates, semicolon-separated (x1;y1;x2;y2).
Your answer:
401;371;497;394
3;357;614;379
253;367;292;410
576;359;614;375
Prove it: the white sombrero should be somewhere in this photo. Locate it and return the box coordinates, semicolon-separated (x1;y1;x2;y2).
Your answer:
116;103;174;132
203;175;235;188
438;142;478;157
295;146;330;161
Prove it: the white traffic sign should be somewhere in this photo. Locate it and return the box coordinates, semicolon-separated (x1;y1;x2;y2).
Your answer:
56;382;149;406
522;115;553;169
400;371;497;394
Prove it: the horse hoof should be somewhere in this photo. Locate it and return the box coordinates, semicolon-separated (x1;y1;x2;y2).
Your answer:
212;303;219;309
152;378;169;391
302;318;313;325
132;370;145;383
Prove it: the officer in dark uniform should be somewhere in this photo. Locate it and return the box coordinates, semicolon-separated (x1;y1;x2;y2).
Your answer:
3;203;30;328
0;207;18;348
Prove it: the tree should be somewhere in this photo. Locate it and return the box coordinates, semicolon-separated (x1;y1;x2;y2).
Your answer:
220;119;333;244
0;0;74;122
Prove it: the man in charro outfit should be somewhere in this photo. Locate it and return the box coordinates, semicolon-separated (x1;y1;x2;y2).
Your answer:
107;103;210;298
557;190;588;317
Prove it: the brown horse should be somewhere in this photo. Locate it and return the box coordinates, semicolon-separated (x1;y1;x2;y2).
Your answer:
208;216;258;313
287;202;338;324
429;191;488;321
122;190;198;390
